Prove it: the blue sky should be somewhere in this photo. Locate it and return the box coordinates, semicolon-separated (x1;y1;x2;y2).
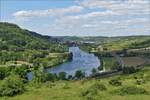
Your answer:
1;0;150;36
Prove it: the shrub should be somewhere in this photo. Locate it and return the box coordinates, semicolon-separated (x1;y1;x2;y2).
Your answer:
111;61;122;71
75;70;85;79
13;64;29;79
80;90;90;97
91;68;97;75
118;86;148;95
32;70;48;83
68;75;73;80
62;83;70;89
0;75;25;96
90;83;107;91
45;81;56;88
109;79;122;86
123;66;137;74
136;79;145;85
0;67;8;80
58;72;66;80
80;83;107;97
46;73;57;82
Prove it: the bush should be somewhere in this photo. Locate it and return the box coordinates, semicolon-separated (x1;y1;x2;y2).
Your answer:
136;79;146;85
75;70;85;79
62;83;70;89
80;83;107;97
13;64;29;79
46;73;57;82
109;79;122;86
111;61;122;71
118;86;148;95
90;83;107;91
58;72;66;80
68;75;73;80
32;70;48;83
91;68;97;75
123;66;137;74
0;75;25;96
0;67;8;80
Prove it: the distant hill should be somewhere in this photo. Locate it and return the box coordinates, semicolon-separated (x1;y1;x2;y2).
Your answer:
100;36;150;50
0;22;67;52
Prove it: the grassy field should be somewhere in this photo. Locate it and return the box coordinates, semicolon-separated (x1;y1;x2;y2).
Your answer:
1;67;149;100
102;57;116;70
102;57;150;71
121;57;149;66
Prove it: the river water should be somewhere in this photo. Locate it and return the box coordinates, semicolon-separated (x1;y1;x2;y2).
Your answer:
27;47;100;80
46;47;100;76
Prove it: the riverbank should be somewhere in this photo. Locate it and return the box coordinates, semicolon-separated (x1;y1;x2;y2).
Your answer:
42;52;72;69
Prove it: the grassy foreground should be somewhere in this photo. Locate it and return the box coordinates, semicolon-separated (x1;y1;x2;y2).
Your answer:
1;67;150;100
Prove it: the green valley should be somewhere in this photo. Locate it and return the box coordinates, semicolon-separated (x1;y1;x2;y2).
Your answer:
0;22;150;100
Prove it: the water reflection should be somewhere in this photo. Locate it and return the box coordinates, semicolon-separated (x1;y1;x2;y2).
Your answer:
46;47;100;76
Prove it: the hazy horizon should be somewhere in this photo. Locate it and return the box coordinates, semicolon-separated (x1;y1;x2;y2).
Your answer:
1;0;150;36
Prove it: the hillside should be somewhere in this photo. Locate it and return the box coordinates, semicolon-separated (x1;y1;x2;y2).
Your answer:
0;22;69;67
0;22;67;52
101;36;150;51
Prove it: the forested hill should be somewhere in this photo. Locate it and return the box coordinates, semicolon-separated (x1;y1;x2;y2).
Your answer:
0;22;67;52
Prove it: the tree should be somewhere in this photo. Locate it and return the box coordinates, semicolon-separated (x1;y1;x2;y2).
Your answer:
0;75;25;96
0;67;7;80
75;70;85;79
123;66;136;74
12;64;29;79
58;72;66;80
91;68;97;75
46;73;57;81
111;61;122;71
68;75;73;80
32;70;48;83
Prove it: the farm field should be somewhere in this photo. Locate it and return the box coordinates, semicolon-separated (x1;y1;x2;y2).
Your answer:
121;57;150;66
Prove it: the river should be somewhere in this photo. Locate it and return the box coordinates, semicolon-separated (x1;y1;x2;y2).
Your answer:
27;47;100;80
46;47;100;76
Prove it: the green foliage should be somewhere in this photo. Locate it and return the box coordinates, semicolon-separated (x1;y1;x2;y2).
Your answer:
109;79;122;86
75;70;85;79
81;82;107;97
0;22;68;65
12;64;29;79
123;66;137;74
91;68;97;75
62;83;70;89
46;73;57;82
0;67;9;80
136;79;146;85
58;72;67;80
68;75;73;80
32;70;48;84
111;61;122;71
0;75;25;96
117;86;148;95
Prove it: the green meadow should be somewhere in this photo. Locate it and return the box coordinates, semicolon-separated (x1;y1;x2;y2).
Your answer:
1;67;149;100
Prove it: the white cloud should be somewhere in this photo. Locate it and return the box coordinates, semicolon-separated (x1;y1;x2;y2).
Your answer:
13;6;83;18
79;0;150;15
10;0;150;36
82;24;98;28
